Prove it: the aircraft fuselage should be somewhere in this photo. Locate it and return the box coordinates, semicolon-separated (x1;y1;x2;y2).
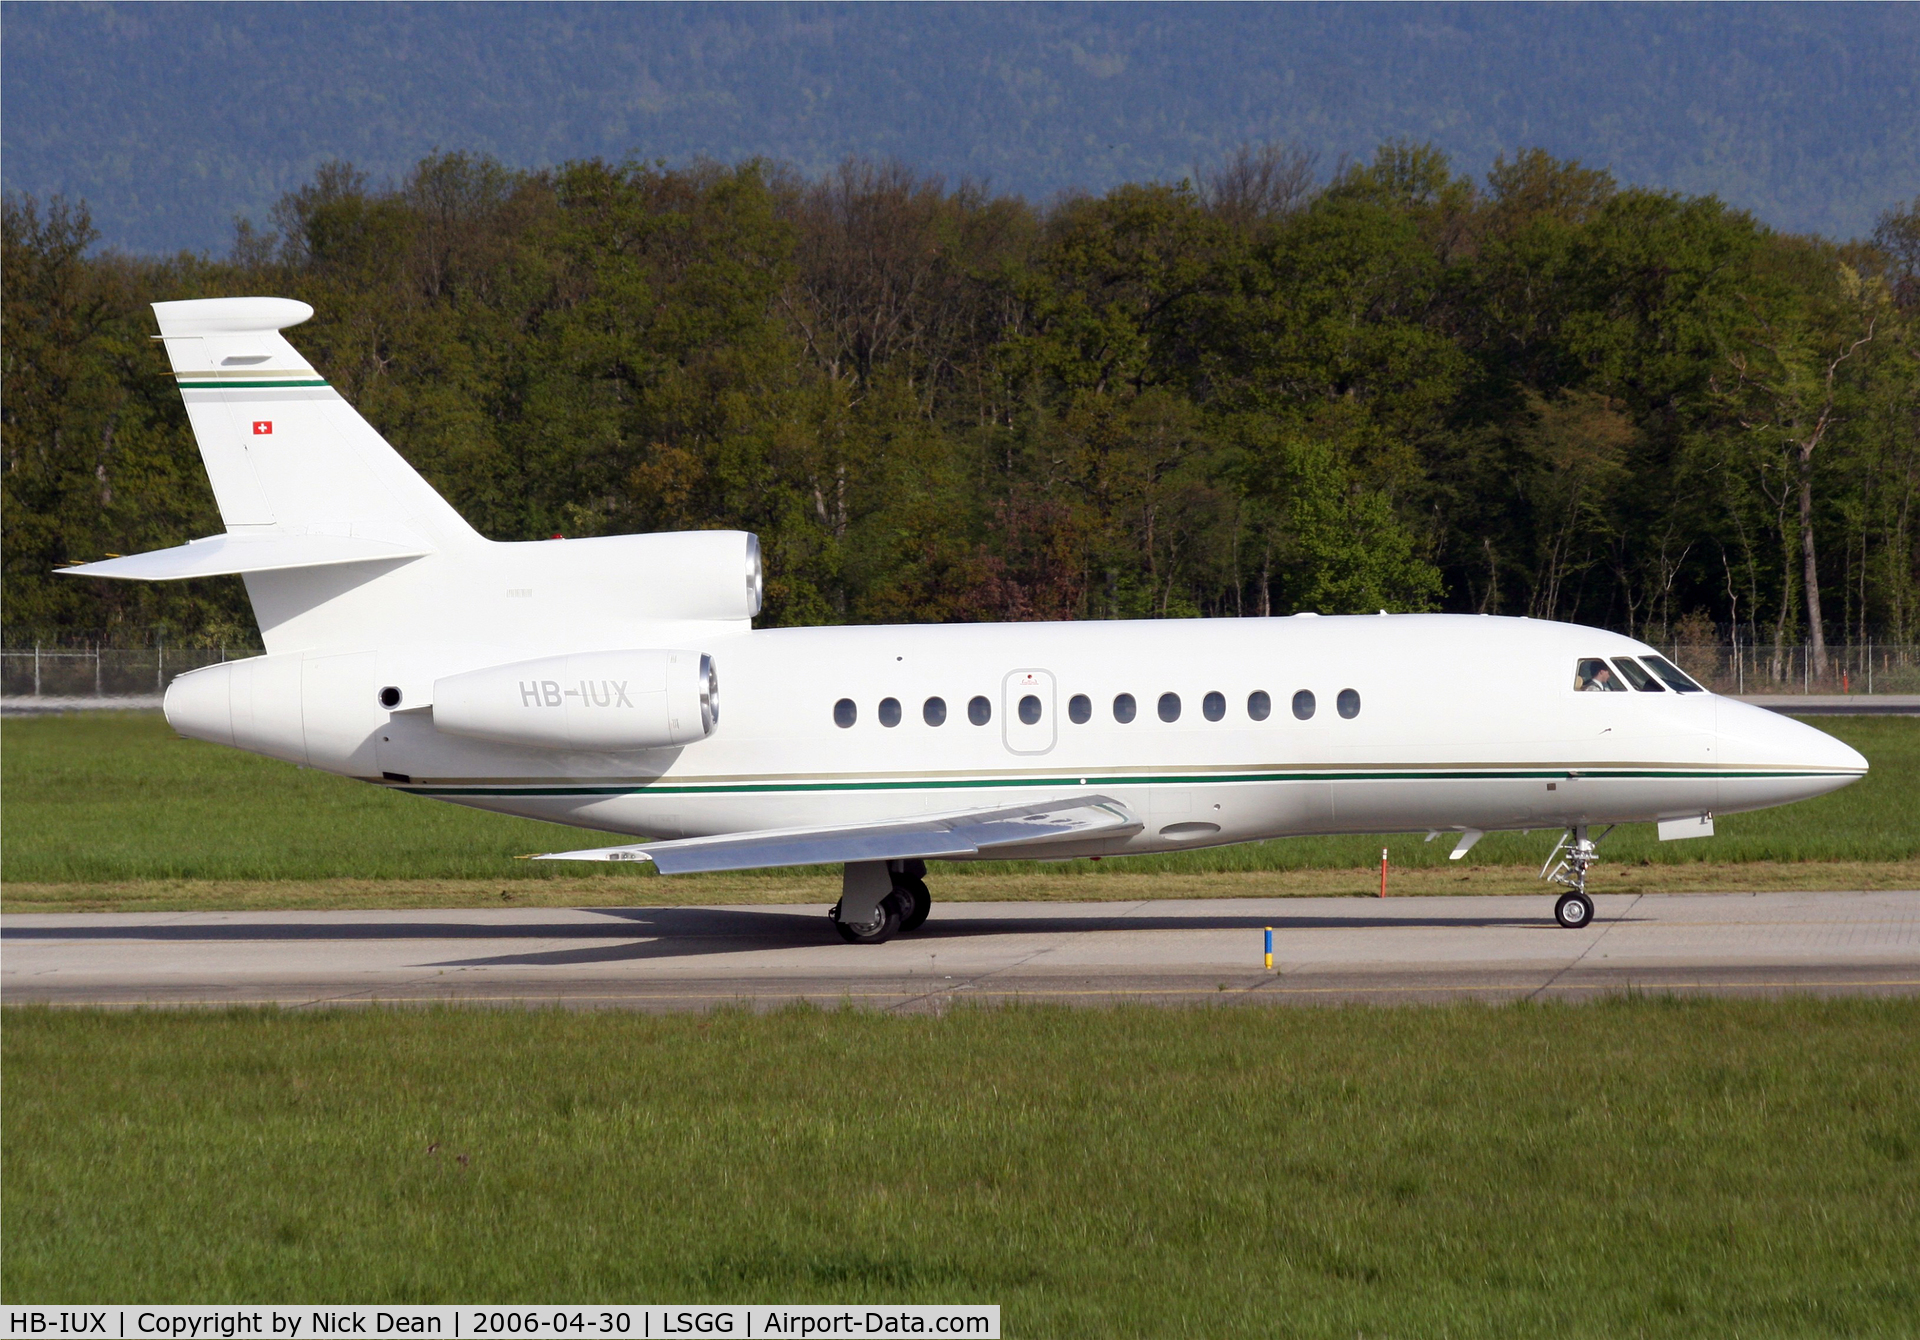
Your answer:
312;613;1864;858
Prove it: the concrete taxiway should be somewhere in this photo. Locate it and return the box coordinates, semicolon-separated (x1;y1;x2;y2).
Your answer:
3;891;1917;1010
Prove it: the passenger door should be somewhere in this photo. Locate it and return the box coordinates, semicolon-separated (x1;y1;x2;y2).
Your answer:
1001;669;1057;755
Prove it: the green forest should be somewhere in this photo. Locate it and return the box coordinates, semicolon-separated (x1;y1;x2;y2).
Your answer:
5;145;1917;668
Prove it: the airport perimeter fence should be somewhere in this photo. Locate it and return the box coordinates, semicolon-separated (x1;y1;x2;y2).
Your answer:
1659;642;1920;695
1;646;248;709
3;641;1918;711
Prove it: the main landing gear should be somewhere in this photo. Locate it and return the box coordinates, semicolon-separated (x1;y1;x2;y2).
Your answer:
829;859;931;944
1541;824;1614;929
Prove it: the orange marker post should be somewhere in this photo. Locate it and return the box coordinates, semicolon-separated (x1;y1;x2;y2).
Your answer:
1380;847;1389;898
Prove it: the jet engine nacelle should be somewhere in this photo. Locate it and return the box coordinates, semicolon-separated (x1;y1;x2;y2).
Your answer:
431;649;718;751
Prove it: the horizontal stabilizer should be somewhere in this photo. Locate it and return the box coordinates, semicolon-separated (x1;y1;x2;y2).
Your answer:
58;531;434;581
534;795;1143;874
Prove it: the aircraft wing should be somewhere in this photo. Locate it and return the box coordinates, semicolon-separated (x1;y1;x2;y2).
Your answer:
532;794;1143;874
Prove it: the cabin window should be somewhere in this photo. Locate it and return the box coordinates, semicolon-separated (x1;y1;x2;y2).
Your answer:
1018;694;1043;725
834;698;857;728
1203;691;1226;721
1337;688;1361;719
1292;690;1315;720
1248;690;1271;721
1575;658;1627;692
1068;693;1091;723
1113;693;1137;723
879;697;902;727
1640;654;1705;693
1610;658;1665;692
1158;692;1182;722
923;696;947;725
968;695;992;725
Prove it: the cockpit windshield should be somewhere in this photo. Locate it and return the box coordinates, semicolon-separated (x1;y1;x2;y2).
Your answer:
1575;658;1627;691
1610;657;1665;692
1639;654;1705;693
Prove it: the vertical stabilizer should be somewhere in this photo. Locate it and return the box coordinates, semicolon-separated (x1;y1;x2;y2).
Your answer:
71;297;757;660
152;297;477;549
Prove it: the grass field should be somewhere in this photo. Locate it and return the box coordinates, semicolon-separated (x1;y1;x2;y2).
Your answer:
3;713;1915;910
4;999;1916;1333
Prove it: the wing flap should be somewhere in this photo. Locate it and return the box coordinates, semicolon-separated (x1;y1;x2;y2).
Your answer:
534;794;1142;874
58;531;433;581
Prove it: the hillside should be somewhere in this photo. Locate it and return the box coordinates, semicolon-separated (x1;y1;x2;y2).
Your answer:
3;2;1916;255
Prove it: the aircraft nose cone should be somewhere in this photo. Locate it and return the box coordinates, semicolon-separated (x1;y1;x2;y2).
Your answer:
1715;697;1867;811
1822;731;1870;775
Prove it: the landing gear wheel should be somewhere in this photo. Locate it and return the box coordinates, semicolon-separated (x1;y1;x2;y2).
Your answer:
830;898;901;945
1554;891;1594;929
895;877;932;931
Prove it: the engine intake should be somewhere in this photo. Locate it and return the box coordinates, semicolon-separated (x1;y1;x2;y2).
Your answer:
432;650;717;751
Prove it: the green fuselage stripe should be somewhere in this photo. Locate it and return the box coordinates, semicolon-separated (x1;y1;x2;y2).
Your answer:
176;379;331;388
397;767;1848;798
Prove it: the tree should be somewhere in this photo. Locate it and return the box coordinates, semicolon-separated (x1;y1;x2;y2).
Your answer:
4;149;1914;651
1717;245;1886;675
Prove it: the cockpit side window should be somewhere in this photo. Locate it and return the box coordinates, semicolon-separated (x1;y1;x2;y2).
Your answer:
1610;657;1665;692
1640;654;1705;693
1575;658;1627;692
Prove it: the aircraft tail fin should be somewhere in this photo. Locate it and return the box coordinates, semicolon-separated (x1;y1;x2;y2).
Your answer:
149;297;477;549
66;297;758;658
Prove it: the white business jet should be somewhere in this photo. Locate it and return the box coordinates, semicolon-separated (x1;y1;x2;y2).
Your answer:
64;298;1868;940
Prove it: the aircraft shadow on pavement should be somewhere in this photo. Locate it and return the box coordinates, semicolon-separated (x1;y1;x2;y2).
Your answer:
427;907;1585;968
0;904;1586;969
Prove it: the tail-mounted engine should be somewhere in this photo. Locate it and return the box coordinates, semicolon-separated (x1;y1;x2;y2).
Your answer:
432;649;718;751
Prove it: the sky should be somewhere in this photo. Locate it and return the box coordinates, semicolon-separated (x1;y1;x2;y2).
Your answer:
3;2;1916;254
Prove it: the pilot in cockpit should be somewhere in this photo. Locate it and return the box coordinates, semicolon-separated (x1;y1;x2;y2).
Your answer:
1576;659;1616;692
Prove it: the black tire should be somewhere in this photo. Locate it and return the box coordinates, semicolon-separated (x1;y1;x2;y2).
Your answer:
895;877;932;931
831;898;901;945
1555;892;1594;929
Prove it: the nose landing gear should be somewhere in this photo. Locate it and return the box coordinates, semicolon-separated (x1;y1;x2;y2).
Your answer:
1554;890;1594;929
1542;824;1612;929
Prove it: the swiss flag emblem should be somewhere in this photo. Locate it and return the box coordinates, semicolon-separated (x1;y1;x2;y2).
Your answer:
252;421;272;435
